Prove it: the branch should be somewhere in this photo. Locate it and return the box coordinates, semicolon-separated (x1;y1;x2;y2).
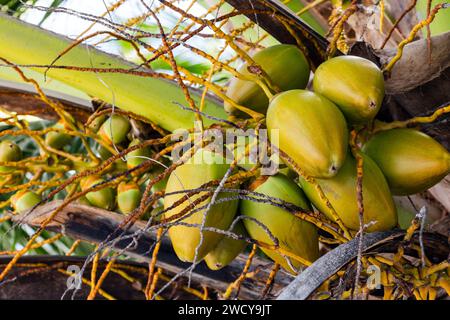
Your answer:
0;79;93;122
11;201;293;300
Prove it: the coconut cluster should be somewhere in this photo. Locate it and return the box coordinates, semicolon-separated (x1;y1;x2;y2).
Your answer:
2;45;449;274
161;45;449;273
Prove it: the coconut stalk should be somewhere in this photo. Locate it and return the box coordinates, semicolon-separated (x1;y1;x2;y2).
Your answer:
277;229;449;300
0;13;227;132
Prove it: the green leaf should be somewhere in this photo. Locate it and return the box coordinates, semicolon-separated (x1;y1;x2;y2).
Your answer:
416;0;450;36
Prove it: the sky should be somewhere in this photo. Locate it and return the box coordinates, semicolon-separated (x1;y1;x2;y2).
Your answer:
20;0;218;57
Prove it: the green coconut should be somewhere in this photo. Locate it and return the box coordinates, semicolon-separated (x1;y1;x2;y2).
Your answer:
80;175;115;210
127;139;152;169
45;122;72;150
204;220;248;270
313;55;385;123
117;181;141;214
266;89;348;178
240;174;319;274
225;44;310;116
0;140;22;173
164;149;239;262
11;190;41;213
362;128;450;195
299;153;397;232
99;114;131;144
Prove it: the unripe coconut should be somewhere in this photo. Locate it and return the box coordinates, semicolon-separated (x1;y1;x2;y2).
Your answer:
164;149;239;262
225;44;310;116
45;122;72;150
88;114;107;133
11;190;41;213
362;128;450;195
138;168;169;198
313;55;385;123
99;114;131;144
0;140;22;173
151;172;169;193
76;196;92;206
80;175;115;210
266;90;348;178
204;220;248;270
96;144;113;161
299;153;397;232
117;181;141;214
143;204;163;222
240;174;319;274
127;139;151;169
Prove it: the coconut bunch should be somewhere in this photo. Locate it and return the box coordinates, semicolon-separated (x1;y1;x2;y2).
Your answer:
2;45;448;277
4;113;166;221
131;45;449;274
190;44;449;273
